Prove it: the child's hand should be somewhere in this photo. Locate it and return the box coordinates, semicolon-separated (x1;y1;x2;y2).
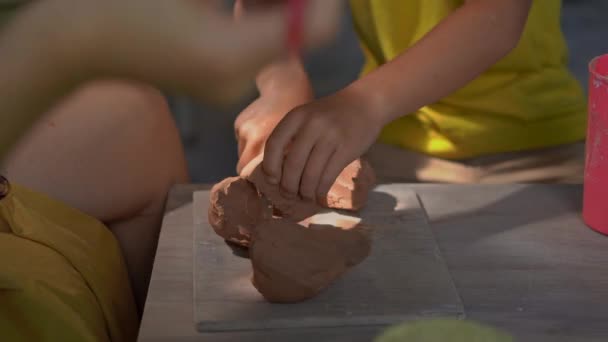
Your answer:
33;0;342;107
236;97;293;175
262;88;384;203
0;0;343;160
235;59;314;174
235;91;312;174
87;0;316;106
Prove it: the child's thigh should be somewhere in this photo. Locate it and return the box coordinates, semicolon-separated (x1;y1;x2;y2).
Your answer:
1;79;189;222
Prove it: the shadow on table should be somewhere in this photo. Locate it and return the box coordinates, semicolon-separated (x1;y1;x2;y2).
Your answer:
425;184;585;242
419;183;608;338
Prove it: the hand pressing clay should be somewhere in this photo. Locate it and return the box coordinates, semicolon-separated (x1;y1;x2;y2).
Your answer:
208;177;272;247
240;155;376;221
249;217;371;303
325;158;376;211
240;154;321;221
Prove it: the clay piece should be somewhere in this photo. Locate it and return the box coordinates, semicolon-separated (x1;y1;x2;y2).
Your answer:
207;155;376;303
208;177;272;247
326;158;376;211
249;217;371;303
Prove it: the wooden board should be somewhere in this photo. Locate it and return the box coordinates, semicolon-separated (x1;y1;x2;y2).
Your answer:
193;186;464;332
140;184;607;341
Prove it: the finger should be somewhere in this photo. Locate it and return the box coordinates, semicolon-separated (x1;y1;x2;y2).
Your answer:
238;139;264;175
237;132;246;157
236;122;254;156
316;151;350;204
279;123;321;196
234;109;254;134
299;142;336;201
263;111;305;184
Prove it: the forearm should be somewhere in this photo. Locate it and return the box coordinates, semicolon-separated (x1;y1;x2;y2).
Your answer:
0;3;88;161
0;0;287;162
237;0;312;98
0;0;336;161
349;0;532;125
255;56;312;99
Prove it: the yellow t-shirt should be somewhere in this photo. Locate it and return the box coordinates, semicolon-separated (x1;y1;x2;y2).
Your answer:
0;183;138;342
350;0;587;159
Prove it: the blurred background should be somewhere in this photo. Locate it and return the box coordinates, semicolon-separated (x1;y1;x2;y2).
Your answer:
170;0;608;183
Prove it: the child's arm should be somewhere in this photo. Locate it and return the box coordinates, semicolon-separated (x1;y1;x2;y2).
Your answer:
235;56;314;173
234;0;316;172
262;0;532;202
0;0;342;161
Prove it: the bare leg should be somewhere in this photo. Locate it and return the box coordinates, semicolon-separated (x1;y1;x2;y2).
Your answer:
1;80;189;314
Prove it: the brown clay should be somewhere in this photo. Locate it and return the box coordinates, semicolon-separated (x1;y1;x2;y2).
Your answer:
326;158;376;211
208;156;376;302
249;218;371;303
208;177;272;247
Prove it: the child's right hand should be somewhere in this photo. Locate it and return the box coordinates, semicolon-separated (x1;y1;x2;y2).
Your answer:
262;85;384;203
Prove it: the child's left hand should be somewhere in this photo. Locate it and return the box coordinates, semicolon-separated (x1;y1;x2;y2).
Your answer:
262;87;384;203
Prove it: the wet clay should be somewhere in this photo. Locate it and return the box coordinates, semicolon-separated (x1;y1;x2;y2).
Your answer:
208;156;375;302
208;177;272;247
250;218;371;303
240;155;376;221
326;158;376;211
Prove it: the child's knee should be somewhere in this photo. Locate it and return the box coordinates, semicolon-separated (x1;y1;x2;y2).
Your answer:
2;79;188;221
98;81;190;200
86;80;189;180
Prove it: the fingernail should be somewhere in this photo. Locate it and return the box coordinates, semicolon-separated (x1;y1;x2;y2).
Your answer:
266;175;278;185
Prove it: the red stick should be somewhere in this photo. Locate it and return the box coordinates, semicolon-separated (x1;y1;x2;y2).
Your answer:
287;0;307;54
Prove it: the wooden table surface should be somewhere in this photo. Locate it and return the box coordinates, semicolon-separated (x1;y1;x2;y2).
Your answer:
138;184;608;342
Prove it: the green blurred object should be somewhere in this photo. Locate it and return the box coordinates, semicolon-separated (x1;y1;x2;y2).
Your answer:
374;319;514;342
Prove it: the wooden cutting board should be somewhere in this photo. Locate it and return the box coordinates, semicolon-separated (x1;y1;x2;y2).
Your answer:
193;186;464;332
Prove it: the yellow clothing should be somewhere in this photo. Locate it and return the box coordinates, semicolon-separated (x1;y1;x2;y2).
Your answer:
350;0;587;159
0;182;138;342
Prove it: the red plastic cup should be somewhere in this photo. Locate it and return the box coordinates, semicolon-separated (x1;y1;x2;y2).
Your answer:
583;54;608;234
